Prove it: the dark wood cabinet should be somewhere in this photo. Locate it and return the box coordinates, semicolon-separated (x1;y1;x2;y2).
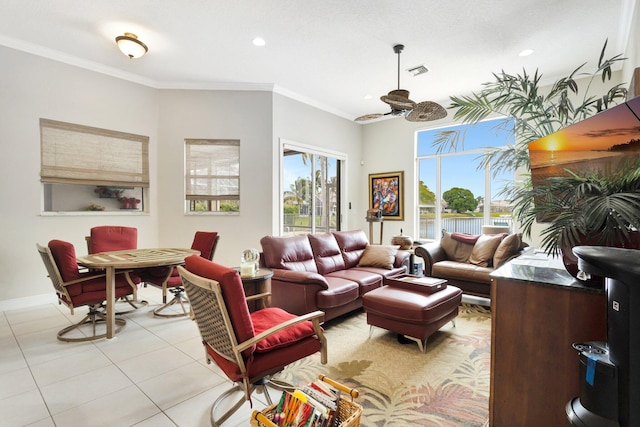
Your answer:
489;257;607;426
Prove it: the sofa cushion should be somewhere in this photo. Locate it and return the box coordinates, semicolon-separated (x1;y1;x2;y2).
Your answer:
308;233;345;274
432;260;494;284
316;277;360;309
333;230;369;268
440;230;476;262
469;233;504;267
260;235;318;273
357;245;399;269
493;233;522;268
326;269;382;295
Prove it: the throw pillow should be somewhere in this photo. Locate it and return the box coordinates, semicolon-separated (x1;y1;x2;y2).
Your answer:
469;233;504;267
493;233;523;268
440;230;476;262
357;244;399;269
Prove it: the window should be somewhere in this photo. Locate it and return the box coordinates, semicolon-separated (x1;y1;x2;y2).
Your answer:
417;118;514;240
281;141;343;235
40;119;149;213
185;139;240;213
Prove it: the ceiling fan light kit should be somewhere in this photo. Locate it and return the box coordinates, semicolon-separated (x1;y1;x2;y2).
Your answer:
355;43;446;123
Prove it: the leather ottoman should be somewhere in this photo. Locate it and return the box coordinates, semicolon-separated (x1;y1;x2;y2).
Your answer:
362;280;462;352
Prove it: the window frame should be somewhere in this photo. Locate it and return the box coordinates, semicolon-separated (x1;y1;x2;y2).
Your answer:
415;118;514;240
279;139;346;235
184;138;240;215
39;118;149;214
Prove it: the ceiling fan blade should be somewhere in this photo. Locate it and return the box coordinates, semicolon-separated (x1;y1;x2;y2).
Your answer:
406;101;447;122
355;113;385;122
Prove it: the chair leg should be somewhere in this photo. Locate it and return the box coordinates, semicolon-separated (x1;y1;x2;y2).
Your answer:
153;287;190;318
210;377;295;426
211;384;245;427
57;305;126;342
114;295;149;315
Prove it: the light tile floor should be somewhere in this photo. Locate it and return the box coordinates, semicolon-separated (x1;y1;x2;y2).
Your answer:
0;286;279;427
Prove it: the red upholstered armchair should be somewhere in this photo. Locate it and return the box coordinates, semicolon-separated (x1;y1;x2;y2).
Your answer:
37;240;134;341
178;255;326;426
86;225;146;312
146;231;219;318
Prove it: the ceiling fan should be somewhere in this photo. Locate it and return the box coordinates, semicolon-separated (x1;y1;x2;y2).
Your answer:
355;44;447;123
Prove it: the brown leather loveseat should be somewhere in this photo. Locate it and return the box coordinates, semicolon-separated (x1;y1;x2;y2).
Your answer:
260;230;410;322
414;230;526;298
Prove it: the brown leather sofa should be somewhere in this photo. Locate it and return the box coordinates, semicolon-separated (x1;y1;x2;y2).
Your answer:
414;230;526;298
260;230;410;322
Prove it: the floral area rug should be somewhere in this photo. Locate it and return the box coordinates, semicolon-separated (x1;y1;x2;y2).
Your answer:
276;303;491;426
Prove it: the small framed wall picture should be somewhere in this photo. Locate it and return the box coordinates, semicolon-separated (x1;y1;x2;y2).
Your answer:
369;171;404;220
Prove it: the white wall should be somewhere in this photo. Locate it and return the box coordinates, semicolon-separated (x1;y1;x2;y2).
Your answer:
155;89;274;268
272;93;363;232
0;47;363;308
0;46;159;304
623;0;640;87
360;116;455;243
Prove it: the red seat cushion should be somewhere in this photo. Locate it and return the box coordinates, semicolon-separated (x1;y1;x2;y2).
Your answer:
48;239;133;302
251;307;316;352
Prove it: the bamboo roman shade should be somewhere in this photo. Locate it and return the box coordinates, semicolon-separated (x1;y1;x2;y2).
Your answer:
185;139;240;201
40;119;150;187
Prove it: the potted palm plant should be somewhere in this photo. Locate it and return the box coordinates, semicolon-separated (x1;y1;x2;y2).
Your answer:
433;41;637;282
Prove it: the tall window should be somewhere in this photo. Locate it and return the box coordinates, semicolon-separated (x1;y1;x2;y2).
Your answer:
185;139;240;213
281;142;342;235
417;118;514;240
40;118;149;213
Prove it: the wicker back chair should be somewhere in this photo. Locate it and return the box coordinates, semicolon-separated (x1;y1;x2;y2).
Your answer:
178;255;326;426
37;240;132;342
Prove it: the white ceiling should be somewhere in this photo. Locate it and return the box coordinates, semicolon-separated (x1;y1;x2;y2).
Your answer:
0;0;635;122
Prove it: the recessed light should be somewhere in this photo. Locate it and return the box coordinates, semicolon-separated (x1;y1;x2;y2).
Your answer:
364;95;373;100
519;49;534;57
252;37;266;47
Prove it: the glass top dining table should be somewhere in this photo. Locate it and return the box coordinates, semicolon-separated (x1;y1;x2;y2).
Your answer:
76;248;199;339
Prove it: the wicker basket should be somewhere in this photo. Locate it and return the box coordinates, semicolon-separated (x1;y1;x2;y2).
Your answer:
251;375;362;427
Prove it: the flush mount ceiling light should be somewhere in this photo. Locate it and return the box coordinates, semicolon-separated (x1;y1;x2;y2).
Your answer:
115;32;148;59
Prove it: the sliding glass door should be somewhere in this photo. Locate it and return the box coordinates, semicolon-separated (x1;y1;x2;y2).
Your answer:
281;144;342;235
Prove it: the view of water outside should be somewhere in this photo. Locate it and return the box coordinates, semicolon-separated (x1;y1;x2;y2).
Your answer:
417;118;515;240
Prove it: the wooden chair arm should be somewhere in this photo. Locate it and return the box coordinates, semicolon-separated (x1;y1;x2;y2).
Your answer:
245;292;272;302
61;273;106;287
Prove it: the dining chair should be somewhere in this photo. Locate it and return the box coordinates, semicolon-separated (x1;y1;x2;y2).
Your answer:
37;240;134;342
178;255;327;426
86;225;147;313
146;231;219;318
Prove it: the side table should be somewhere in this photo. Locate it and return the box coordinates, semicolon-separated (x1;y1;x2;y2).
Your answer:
366;217;384;244
239;268;274;312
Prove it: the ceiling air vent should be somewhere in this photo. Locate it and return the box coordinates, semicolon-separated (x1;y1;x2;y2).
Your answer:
407;65;429;76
